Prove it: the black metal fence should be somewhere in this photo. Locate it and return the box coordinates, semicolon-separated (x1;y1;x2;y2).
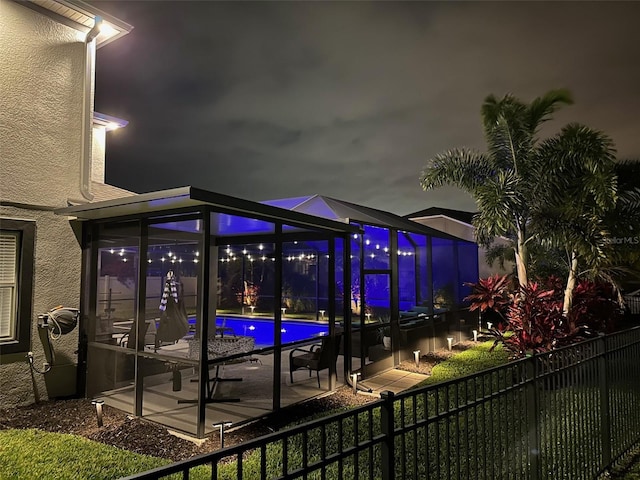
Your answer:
123;327;640;480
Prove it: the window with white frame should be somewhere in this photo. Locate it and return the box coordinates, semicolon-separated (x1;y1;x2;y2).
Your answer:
0;231;19;342
0;219;35;357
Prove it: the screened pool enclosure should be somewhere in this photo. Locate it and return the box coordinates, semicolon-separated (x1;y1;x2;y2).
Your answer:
58;187;478;438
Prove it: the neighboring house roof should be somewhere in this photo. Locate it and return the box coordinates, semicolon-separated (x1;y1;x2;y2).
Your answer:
263;195;465;241
404;206;476;226
23;0;133;47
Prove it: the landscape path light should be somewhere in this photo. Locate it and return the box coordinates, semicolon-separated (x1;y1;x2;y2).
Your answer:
350;372;361;395
473;329;478;342
91;399;105;427
447;337;453;351
487;322;493;331
319;310;325;320
413;350;421;368
213;421;233;448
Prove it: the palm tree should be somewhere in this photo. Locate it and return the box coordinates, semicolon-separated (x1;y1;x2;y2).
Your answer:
532;123;618;314
420;89;573;287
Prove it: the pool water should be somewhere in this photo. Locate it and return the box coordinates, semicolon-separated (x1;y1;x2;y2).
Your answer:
190;316;329;347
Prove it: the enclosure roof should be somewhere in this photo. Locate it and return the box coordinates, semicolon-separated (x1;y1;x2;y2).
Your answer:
55;186;361;234
263;195;463;241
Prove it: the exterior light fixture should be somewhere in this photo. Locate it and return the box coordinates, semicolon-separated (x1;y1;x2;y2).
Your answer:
91;399;105;427
413;350;420;368
212;421;232;448
487;322;493;331
365;313;372;321
473;330;478;342
319;310;325;320
249;306;256;315
447;337;453;351
281;308;286;317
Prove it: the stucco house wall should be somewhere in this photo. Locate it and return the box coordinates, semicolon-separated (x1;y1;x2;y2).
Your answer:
0;0;87;207
0;0;132;407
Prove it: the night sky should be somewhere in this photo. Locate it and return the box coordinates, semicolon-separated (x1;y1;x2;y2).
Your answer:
93;1;640;215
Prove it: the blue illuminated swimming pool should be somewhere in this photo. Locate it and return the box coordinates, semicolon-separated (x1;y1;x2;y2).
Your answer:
189;316;329;347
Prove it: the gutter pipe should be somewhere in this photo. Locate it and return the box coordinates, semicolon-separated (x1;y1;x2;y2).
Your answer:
69;16;101;204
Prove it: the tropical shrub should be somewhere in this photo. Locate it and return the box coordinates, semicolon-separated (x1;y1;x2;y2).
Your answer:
465;275;621;358
464;274;512;323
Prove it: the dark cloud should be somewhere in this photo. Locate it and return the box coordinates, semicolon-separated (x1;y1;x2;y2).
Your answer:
95;1;640;215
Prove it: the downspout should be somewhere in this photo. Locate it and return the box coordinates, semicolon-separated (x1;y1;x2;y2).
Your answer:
68;17;102;204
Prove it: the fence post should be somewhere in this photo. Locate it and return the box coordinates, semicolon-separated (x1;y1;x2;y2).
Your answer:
526;357;541;480
598;334;612;469
380;390;395;480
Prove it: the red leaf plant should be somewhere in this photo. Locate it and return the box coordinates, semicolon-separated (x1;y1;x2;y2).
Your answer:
464;274;513;323
465;275;619;358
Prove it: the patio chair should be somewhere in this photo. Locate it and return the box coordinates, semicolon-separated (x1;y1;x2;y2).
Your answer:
289;335;342;388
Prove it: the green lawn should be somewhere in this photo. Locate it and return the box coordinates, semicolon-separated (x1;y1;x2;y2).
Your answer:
0;429;170;480
0;341;515;480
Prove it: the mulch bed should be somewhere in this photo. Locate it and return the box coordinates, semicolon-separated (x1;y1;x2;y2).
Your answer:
0;342;474;462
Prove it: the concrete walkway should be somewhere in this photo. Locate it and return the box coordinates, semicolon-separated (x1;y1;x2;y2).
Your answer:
358;369;428;396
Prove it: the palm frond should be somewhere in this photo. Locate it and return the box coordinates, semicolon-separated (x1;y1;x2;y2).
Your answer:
526;89;573;134
420;149;493;193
